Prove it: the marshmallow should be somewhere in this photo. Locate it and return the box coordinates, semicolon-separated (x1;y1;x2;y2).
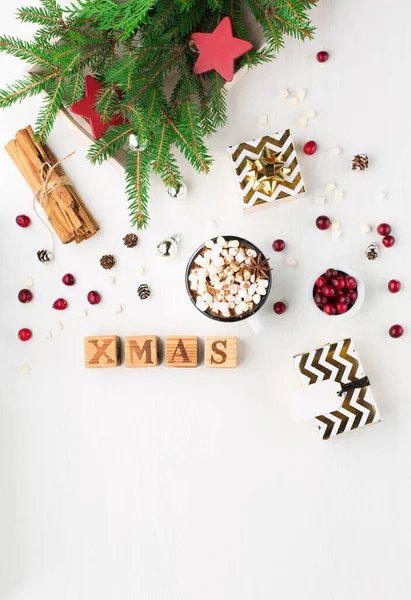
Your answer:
257;279;269;288
114;304;122;313
54;321;63;331
330;146;342;156
20;365;30;375
107;275;116;284
229;247;238;256
24;278;34;287
326;182;336;192
306;109;316;119
288;96;298;106
334;191;344;201
285;256;298;268
256;286;266;295
44;331;52;339
76;309;88;317
205;240;214;249
360;223;372;234
375;192;387;201
196;298;208;311
228;239;240;248
259;114;268;126
252;294;261;304
298;117;307;128
315;196;325;206
279;88;290;97
216;236;226;246
297;89;306;102
246;249;257;258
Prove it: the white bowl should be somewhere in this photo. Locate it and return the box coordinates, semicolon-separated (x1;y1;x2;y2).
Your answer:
306;266;365;319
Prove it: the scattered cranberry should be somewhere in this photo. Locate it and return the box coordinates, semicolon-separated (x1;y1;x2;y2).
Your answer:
52;298;68;310
316;215;331;230
331;277;345;290
316;50;329;63
382;235;395;248
16;214;31;228
316;276;328;288
273;301;287;315
18;289;33;303
304;140;317;155
345;276;357;290
87;290;101;305
336;303;349;314
324;303;336;316
314;293;327;306
272;239;285;252
389;324;404;339
62;273;75;286
18;328;32;341
388;279;401;293
377;223;391;236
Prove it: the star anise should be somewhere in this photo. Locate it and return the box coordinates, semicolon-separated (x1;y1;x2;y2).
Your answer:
248;253;272;280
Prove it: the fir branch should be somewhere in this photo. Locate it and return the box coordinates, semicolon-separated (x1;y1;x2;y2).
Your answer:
34;76;65;141
87;124;135;164
0;71;57;108
124;147;151;229
65;67;84;104
17;6;61;26
95;83;118;122
163;107;212;173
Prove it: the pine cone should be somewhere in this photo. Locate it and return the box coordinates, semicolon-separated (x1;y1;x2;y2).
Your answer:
37;249;53;263
352;154;369;172
100;254;115;269
123;233;138;248
137;283;151;299
365;243;378;260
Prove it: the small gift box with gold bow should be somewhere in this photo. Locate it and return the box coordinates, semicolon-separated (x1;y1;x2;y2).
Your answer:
292;338;381;440
227;130;305;213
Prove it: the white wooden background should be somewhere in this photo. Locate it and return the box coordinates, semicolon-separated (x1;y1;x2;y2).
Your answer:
1;1;411;598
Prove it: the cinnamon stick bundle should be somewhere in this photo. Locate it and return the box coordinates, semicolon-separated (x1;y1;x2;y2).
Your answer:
5;126;99;243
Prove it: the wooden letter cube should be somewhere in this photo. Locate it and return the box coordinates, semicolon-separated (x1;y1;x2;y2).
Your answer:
125;336;159;368
84;335;120;368
205;337;237;368
165;336;198;368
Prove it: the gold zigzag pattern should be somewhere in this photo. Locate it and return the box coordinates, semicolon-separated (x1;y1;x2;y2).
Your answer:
296;339;379;440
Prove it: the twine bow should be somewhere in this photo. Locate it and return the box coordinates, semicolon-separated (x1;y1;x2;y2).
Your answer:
33;151;75;255
244;147;291;196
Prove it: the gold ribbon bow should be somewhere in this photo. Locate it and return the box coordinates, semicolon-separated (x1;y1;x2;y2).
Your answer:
244;147;291;195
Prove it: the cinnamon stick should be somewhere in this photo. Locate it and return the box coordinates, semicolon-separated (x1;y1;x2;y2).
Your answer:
5;126;99;244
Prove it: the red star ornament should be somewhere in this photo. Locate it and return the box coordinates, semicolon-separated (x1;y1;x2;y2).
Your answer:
191;16;253;82
70;75;125;140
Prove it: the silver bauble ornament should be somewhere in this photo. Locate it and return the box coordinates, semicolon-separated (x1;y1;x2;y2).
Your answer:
156;233;181;258
128;133;146;152
166;182;187;199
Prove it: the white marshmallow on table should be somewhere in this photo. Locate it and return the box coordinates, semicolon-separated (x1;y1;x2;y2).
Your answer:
332;229;342;239
44;331;52;339
228;239;239;248
279;88;289;97
326;182;336;192
252;294;261;304
375;192;387;201
288;96;298;106
259;114;268;126
306;109;316;119
108;275;117;283
331;221;340;230
54;321;63;331
330;146;342;155
315;196;326;206
76;309;88;317
298;117;307;128
334;191;344;201
20;365;30;375
285;256;298;268
360;223;372;234
24;278;34;287
297;89;306;102
114;305;122;314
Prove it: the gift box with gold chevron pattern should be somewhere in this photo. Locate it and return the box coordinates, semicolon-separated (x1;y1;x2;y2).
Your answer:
293;338;381;440
227;130;306;213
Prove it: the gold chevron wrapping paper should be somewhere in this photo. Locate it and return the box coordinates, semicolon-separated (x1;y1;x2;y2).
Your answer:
293;338;381;440
227;130;306;213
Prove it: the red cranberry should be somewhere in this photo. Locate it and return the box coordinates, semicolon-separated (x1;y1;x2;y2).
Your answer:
331;277;345;290
53;298;68;310
316;50;329;63
314;293;327;306
304;140;317;155
87;290;101;305
16;214;31;228
325;269;338;279
322;286;335;298
345;276;357;290
336;293;349;305
388;279;401;293
272;239;285;252
377;223;391;236
273;301;287;315
347;290;358;303
336;303;348;314
324;303;336;316
389;324;404;338
382;235;395;248
316;215;331;230
18;328;32;341
18;289;33;303
62;273;75;286
316;276;328;288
